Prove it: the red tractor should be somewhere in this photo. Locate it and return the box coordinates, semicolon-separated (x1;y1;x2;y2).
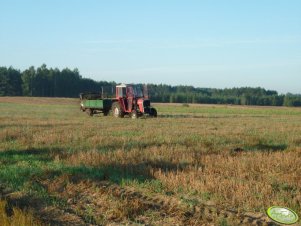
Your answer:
80;84;157;119
112;84;157;118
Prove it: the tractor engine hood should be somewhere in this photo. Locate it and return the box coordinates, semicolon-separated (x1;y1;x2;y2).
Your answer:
137;98;151;113
137;98;144;113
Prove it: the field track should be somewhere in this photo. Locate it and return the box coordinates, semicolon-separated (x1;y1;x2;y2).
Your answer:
1;179;281;226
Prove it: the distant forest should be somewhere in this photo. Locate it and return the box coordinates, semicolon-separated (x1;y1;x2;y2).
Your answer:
1;65;301;106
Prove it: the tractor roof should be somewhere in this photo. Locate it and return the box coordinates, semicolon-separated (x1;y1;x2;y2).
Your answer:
116;83;127;87
116;83;137;88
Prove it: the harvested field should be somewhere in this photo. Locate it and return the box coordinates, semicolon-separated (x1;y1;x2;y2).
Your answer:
0;97;300;225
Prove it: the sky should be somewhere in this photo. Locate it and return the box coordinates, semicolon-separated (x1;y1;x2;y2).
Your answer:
0;0;300;94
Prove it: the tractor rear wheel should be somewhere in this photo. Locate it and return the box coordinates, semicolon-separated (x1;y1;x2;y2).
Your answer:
112;102;124;118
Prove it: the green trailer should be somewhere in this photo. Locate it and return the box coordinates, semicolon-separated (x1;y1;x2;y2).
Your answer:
80;93;114;116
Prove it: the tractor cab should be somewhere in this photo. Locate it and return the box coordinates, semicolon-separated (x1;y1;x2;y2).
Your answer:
113;84;157;118
116;84;144;98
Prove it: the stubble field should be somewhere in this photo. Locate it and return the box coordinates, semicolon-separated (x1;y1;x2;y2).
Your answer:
0;97;300;225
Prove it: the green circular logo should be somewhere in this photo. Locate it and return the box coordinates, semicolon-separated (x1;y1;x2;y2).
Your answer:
267;206;299;225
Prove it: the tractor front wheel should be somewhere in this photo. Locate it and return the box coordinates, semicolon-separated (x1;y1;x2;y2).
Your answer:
130;110;138;119
112;102;124;118
150;108;157;117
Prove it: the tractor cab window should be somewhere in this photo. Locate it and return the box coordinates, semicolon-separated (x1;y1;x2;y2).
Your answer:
122;87;126;97
133;85;143;97
127;86;134;97
117;87;126;98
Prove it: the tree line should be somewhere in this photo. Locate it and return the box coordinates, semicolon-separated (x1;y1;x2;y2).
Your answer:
0;65;115;97
147;84;301;106
0;65;300;106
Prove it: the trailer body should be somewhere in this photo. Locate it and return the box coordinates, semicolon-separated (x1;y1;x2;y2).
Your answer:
80;93;115;116
82;99;113;111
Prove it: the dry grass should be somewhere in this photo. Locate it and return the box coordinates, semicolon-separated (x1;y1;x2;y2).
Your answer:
0;200;41;226
1;97;301;225
65;146;301;211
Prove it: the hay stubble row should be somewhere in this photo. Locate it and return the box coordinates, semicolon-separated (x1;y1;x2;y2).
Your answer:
0;97;300;225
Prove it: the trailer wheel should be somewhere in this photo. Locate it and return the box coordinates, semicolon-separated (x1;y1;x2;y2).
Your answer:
112;102;124;118
86;109;93;116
